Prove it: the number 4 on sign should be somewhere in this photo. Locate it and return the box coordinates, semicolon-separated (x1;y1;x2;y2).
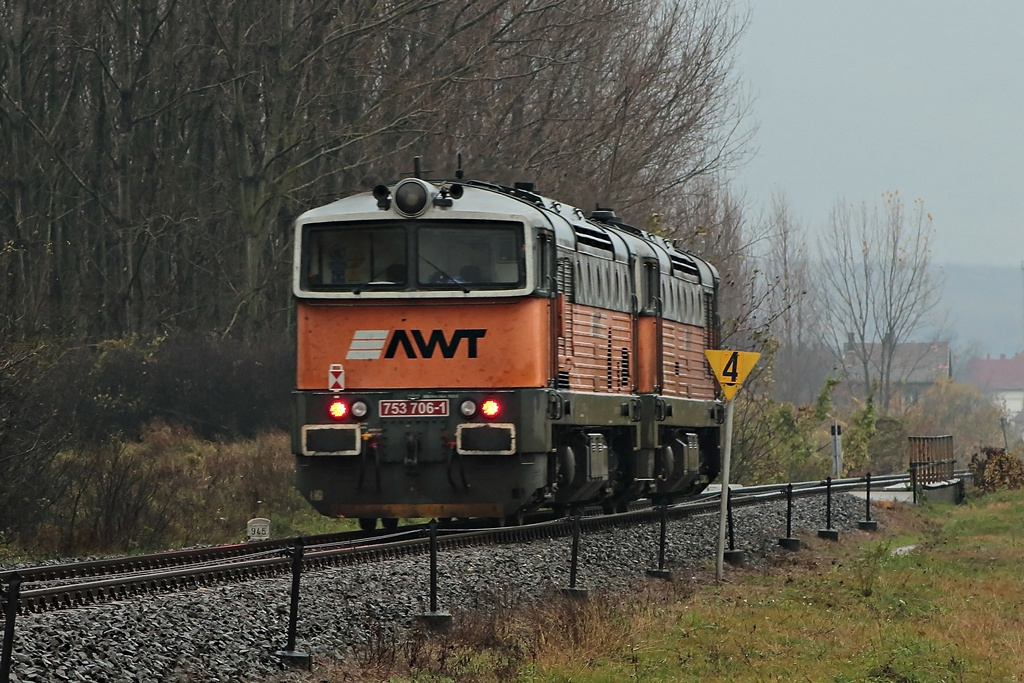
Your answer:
705;350;760;401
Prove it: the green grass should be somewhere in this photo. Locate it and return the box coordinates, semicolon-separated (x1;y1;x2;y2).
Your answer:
290;488;1024;682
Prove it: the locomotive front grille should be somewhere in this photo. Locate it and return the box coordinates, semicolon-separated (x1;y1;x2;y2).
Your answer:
456;423;516;455
302;425;362;455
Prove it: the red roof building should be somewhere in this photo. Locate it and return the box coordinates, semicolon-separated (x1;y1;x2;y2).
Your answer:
962;352;1024;429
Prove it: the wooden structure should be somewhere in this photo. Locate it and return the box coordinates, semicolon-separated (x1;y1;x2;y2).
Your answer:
908;435;955;485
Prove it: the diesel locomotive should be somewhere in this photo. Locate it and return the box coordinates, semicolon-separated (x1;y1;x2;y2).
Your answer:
290;164;724;529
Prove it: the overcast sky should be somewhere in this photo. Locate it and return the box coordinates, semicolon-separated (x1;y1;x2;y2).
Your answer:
732;1;1024;267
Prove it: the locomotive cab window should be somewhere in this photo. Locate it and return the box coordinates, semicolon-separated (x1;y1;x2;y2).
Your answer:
304;226;407;288
300;220;524;293
417;222;523;289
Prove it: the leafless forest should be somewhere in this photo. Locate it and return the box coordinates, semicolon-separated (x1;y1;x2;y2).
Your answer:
0;0;747;341
0;0;1005;555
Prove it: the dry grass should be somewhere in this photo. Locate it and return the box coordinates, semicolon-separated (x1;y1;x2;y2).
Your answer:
26;426;350;556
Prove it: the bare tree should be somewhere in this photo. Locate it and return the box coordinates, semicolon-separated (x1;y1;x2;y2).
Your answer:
761;192;832;404
818;192;941;411
0;0;751;343
434;0;751;218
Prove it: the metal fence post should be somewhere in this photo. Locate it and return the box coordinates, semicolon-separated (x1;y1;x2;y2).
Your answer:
723;493;745;566
561;511;588;598
864;472;872;521
274;539;311;669
429;520;439;613
779;483;800;550
859;472;878;531
2;572;21;683
818;477;839;541
647;503;672;579
910;462;919;505
786;483;794;539
417;519;452;630
569;512;580;587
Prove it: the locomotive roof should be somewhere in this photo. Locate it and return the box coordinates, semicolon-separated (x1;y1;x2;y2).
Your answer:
296;178;718;287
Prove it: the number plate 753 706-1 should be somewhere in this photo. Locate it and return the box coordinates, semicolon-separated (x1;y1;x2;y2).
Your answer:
378;399;450;417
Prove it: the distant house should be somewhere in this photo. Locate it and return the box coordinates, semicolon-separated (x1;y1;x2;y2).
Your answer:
962;352;1024;435
841;340;953;407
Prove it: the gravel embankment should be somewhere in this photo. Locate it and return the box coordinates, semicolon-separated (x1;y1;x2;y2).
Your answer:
2;494;873;682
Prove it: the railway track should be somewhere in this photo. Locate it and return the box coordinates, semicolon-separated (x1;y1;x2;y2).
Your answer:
1;472;930;615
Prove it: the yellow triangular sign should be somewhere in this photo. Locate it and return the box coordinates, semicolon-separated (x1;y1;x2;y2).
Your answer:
705;350;760;401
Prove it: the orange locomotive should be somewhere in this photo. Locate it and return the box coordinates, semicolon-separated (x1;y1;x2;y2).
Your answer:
291;167;723;529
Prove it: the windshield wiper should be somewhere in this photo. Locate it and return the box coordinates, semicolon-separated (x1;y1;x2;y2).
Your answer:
419;255;470;294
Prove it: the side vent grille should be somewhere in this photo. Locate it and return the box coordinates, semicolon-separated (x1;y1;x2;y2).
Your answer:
573;224;614;252
556;257;574;298
671;254;700;278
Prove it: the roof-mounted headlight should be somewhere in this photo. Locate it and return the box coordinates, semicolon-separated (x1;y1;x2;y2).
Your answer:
394;179;430;217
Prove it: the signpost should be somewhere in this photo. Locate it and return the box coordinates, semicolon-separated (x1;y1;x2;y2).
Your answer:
705;349;760;581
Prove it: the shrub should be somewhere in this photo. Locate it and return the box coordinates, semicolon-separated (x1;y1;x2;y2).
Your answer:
35;426;310;555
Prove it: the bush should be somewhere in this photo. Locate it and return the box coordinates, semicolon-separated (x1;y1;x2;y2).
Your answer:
38;426;313;555
2;332;303;554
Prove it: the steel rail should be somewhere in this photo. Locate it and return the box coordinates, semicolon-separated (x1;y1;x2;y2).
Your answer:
0;525;436;586
3;471;973;615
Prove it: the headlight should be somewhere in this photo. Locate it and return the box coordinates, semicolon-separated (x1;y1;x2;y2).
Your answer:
394;179;429;216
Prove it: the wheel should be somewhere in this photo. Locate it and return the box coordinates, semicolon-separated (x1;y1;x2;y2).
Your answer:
358;518;377;531
658;444;675;482
381;517;399;531
556;444;577;487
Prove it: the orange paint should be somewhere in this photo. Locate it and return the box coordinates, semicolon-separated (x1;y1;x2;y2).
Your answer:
557;303;634;394
661;319;716;400
637;317;659;393
297;297;550;390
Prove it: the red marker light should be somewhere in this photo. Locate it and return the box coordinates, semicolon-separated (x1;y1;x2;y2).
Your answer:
480;399;501;418
328;399;349;419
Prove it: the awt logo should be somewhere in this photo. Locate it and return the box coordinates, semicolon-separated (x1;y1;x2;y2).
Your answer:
346;329;487;360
